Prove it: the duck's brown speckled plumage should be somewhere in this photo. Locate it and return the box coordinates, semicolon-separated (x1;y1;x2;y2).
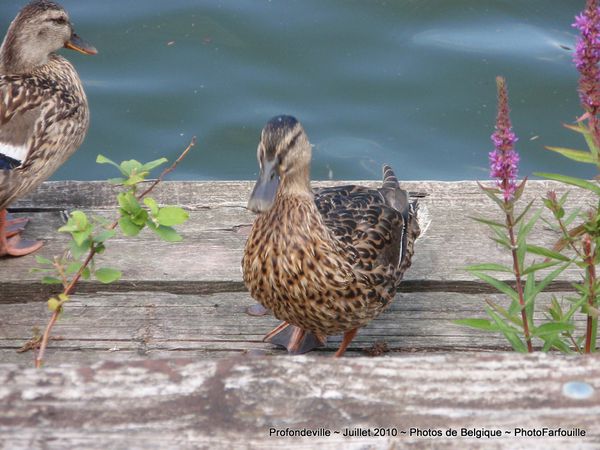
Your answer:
0;54;89;208
243;116;420;354
0;1;95;256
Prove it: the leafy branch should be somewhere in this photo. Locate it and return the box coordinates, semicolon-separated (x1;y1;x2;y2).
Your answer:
33;138;196;368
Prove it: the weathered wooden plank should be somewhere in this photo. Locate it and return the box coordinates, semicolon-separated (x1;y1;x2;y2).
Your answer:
1;291;595;365
1;353;599;449
1;180;594;303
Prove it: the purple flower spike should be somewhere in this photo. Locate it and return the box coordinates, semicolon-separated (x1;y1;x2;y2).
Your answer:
573;0;600;113
490;76;520;201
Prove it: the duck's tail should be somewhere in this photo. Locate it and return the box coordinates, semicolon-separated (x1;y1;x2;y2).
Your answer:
380;165;422;280
264;322;327;355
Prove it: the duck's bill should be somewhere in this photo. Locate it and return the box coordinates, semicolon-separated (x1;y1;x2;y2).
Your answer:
247;159;279;213
65;33;98;55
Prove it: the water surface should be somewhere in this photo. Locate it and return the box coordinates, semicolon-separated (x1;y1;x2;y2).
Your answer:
0;0;593;181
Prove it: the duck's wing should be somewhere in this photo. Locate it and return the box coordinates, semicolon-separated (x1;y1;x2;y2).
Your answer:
313;165;419;276
0;76;49;207
0;73;86;209
0;76;49;164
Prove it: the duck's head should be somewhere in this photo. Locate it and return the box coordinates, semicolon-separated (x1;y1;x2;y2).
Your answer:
248;115;312;213
0;0;97;74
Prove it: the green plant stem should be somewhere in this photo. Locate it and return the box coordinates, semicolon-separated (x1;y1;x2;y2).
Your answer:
556;216;585;260
583;236;597;353
34;138;196;368
506;208;534;352
566;332;583;354
588;112;600;161
35;247;98;368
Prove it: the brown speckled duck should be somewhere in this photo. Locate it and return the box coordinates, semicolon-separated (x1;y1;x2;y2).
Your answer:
242;115;420;356
0;0;96;257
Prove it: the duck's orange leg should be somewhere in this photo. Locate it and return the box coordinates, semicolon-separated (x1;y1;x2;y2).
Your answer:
334;328;359;357
0;209;43;257
264;321;327;355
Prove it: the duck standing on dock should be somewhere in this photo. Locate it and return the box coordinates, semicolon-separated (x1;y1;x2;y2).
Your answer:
243;115;420;356
0;0;96;257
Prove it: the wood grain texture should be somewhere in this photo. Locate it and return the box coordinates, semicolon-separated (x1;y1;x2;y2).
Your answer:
1;353;599;449
1;291;596;365
1;181;598;448
0;180;594;303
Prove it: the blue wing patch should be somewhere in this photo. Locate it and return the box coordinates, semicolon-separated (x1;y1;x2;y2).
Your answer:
0;153;21;170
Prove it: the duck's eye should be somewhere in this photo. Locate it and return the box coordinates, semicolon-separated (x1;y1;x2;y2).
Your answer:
50;17;68;25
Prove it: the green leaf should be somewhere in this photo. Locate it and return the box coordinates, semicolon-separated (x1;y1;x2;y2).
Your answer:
486;299;523;327
486;307;527;353
582;304;600;318
469;216;506;229
42;276;62;285
119;159;143;177
454;319;498;331
69;239;90;259
517;207;542;246
157;206;189;227
123;173;149;186
71;230;92;247
119;216;143;237
93;229;116;243
469;271;519;303
478;182;508;210
549;338;574;354
522;260;560;275
58;210;89;233
144;197;159;216
516;240;526;270
513;199;535;226
47;298;60;312
465;263;513;272
148;223;183;242
532;322;574;337
117;192;141;214
130;208;149;226
530;264;570;300
81;267;91;280
491;236;511;249
141;157;168;173
545;146;596;164
107;177;126;185
96;154;121;170
95;267;122;284
35;255;53;266
66;262;82;274
521;271;535;320
535;172;600;195
526;245;571;262
512;178;528;202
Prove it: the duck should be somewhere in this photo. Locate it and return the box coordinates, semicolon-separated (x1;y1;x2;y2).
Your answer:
242;115;420;357
0;0;96;257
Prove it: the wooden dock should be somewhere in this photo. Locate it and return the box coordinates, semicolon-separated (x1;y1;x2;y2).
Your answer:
1;180;599;449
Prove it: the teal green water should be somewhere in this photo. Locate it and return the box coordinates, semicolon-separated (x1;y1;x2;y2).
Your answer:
1;1;594;181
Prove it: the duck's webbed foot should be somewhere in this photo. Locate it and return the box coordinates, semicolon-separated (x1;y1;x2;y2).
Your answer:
0;210;43;257
264;322;327;355
5;213;29;237
246;304;271;316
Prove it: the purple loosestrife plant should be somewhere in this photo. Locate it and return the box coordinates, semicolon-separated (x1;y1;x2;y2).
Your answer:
457;78;571;353
573;0;600;152
536;0;600;353
489;77;520;201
